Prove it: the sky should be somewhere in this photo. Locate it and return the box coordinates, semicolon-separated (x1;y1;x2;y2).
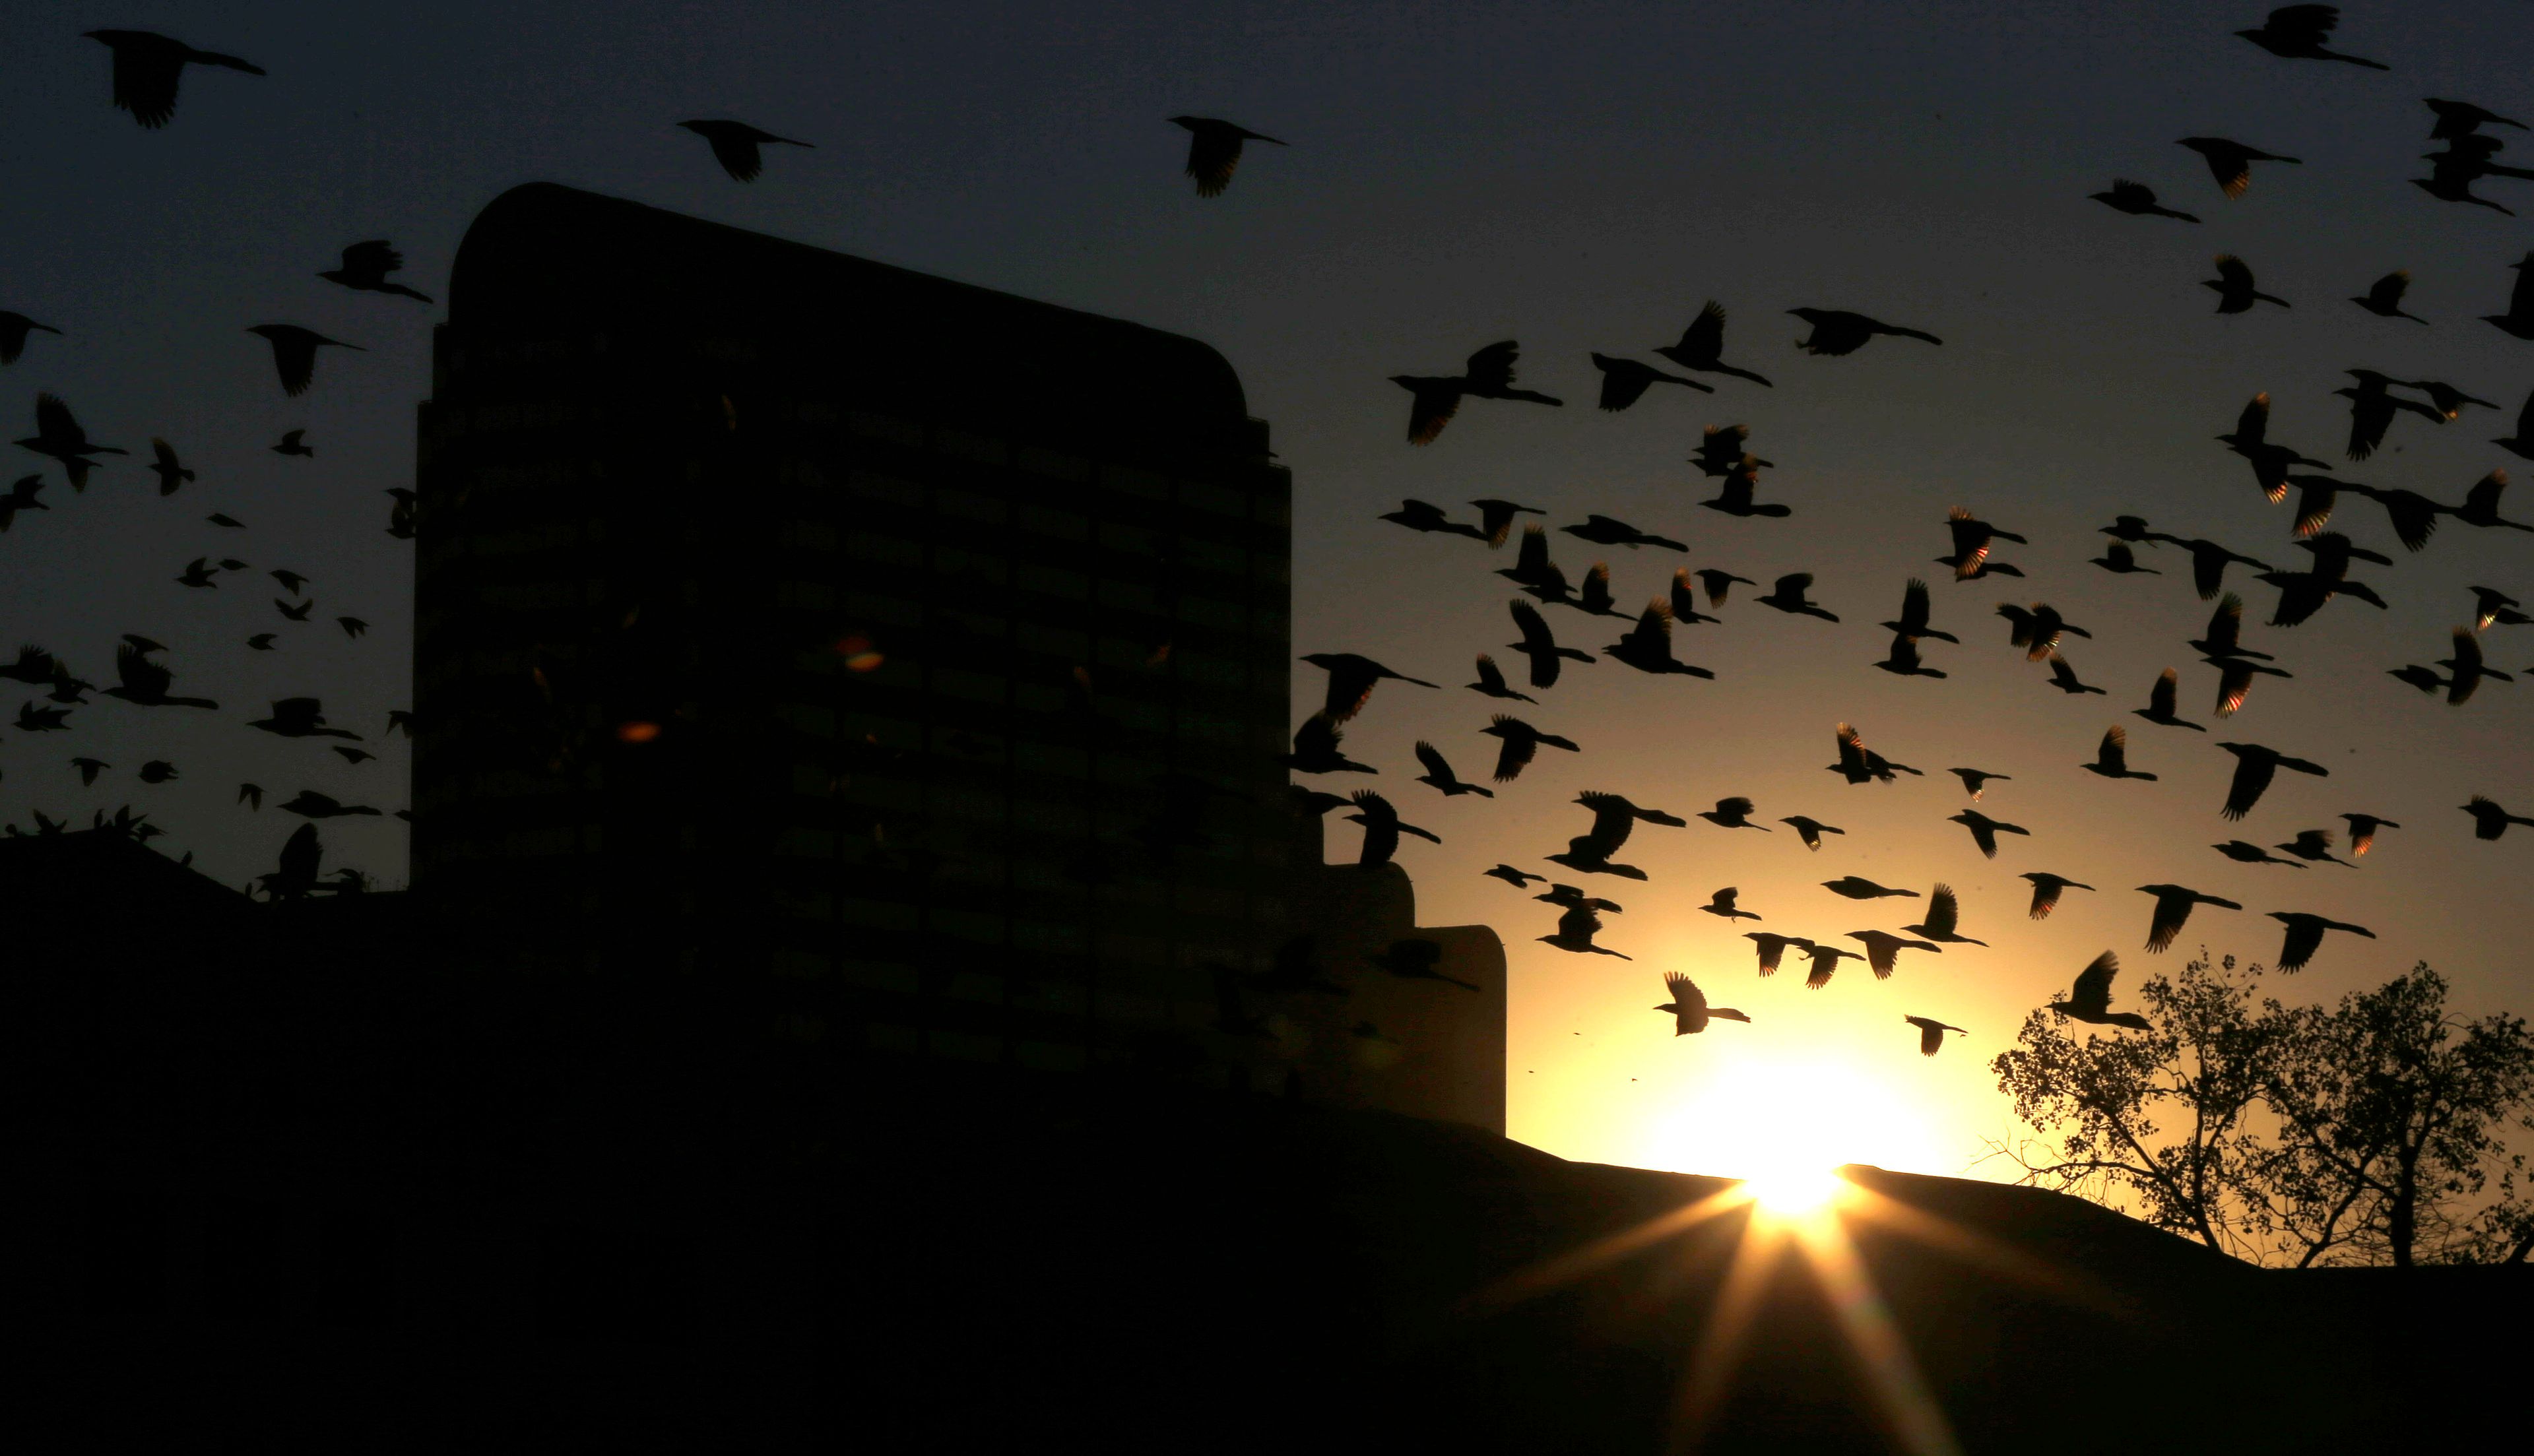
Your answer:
3;1;2531;1182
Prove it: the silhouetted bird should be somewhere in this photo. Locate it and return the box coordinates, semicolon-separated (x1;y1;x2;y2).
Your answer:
1824;875;1917;901
1169;116;1284;197
1481;714;1577;782
1303;652;1437;721
337;616;368;640
2149;535;2271;601
245;697;364;740
1604;602;1714;678
332;746;375;766
2022;872;2095;920
1699;459;1790;519
1692;424;1772;478
69;757;107;786
278;791;383;819
1904;1016;1967;1058
2337;369;2444;461
273;429;312;455
2045;654;2107;697
1506;598;1594;689
2332;813;2395;856
1998;603;2091;662
0;643;57;685
238;783;263;811
1698;797;1769;832
1873;632;1947;679
244;633;276;651
386;710;412;738
1472;498;1544;547
2483;253;2534;340
2139;883;2243;953
0;474;46;530
1756;573;1837;621
1902;883;1988;945
385;489;416;539
2413;155;2515;214
275;597;314;622
2388;664;2446;695
1780;816;1844;850
2217;741;2330;819
1590;354;1710;411
2204;254;2289;312
2269;911;2374;971
2235;6;2386;68
175;557;217;588
1850;929;1939;978
2091;541;2160;575
1800;943;1864;990
2350;270;2426;323
2430;627;2514;705
2178;137;2302;197
135;759;177;784
136;439;197;499
255;822;325;900
1699;887;1760;922
1829;722;1920;784
1941;507;2027;583
2448;471;2532;532
1539;902;1629;959
270;569;308;596
84;30;263;128
0;311;61;365
1484;864;1545;889
1656;972;1749;1035
2217;839;2304;868
1537;883;1625;915
2050;951;2152;1029
1466;654;1535;703
1564;514;1685;552
100;643;216;709
2463;795;2534;840
1666;571;1722;627
679;119;814;181
1346;791;1437;867
2217;392;2330;503
2399;378;2498;422
15;701;69;731
2275;828;2355;866
1285;713;1375;775
1948;768;2008;800
1496;528;1569;603
1393;341;1562;445
2494;389;2534;460
2100;515;2160;545
1745;932;1813;977
207;512;243;528
1949;809;2030;859
2083;725;2158;781
1656;302;1774;386
2091;179;2199;222
15;394;124;490
248;325;362;398
1565;562;1630;621
320;241;433;301
2428;97;2525;139
1379;499;1486;539
44;664;89;703
1691;568;1757;607
1788;308;1941;355
1880;577;1959;645
1413;741;1493;798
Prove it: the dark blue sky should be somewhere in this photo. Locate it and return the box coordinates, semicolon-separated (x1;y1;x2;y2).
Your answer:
5;1;2530;1172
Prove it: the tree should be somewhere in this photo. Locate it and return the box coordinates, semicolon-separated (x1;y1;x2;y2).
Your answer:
1984;955;2534;1267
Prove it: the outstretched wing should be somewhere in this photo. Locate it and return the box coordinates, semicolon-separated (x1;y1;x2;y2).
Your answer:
1464;340;1521;391
2073;950;2118;1009
1924;883;1961;936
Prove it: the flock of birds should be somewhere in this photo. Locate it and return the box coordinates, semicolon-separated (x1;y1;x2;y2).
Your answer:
7;14;2532;1063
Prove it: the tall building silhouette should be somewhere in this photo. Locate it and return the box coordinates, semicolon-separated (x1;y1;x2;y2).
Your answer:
417;184;1499;1117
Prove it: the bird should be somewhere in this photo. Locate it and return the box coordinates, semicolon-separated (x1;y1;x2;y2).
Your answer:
1302;652;1438;722
1466;654;1535;703
1950;809;2030;859
2428;98;2526;139
1655;301;1774;386
2044;654;2107;697
1588;354;1710;410
2268;912;2375;972
1949;767;2009;800
0;473;46;530
1691;425;1772;478
2463;796;2534;840
1392;342;1563;445
2434;627;2514;705
2484;253;2534;340
2049;952;2152;1030
385;489;416;539
1691;568;1757;608
1823;876;1918;901
1755;573;1838;621
245;633;276;651
1285;713;1375;775
1483;864;1545;889
1800;944;1864;990
2388;664;2447;696
679;119;814;181
2091;179;2199;222
1881;577;1960;644
1828;722;1921;784
245;697;363;740
2399;379;2499;422
122;633;168;655
2187;594;2275;666
1697;797;1769;832
2494;390;2534;462
2083;726;2157;780
257;823;326;899
15;394;125;490
1941;507;2028;583
175;557;218;589
2275;829;2355;867
2138;884;2244;953
1540;902;1629;959
1699;459;1790;519
1563;514;1687;552
1537;883;1625;915
2022;872;2096;920
135;439;199;500
2450;472;2533;532
278;791;384;819
0;643;58;684
1496;532;1571;610
2340;813;2399;856
272;569;308;596
1897;1015;1972;1060
1779;816;1844;851
1872;632;1947;679
332;746;376;767
2216;839;2305;868
1506;599;1595;689
276;597;315;622
1346;791;1439;868
70;757;108;786
1656;972;1749;1035
2417;152;2518;215
1603;602;1714;679
135;759;178;784
1480;714;1578;782
2217;392;2331;503
2091;542;2160;575
83;30;265;128
2150;536;2271;603
1699;888;1761;922
2234;6;2388;69
1998;604;2091;662
337;617;369;640
1169;116;1285;197
1788;308;1942;355
1849;930;1939;979
100;643;216;709
1379;499;1487;540
237;783;263;811
2203;255;2289;313
0;312;62;366
1666;571;1722;627
1472;499;1545;547
247;326;362;398
2217;742;2331;819
2178;137;2302;198
319;241;433;302
207;512;244;528
1745;932;1815;978
1412;742;1493;798
2337;370;2446;460
1573;563;1633;622
15;701;70;731
2350;270;2427;323
1902;883;1987;946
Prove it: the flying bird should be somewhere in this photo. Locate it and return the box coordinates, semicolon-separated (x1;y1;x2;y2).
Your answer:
2335;369;2444;461
207;513;244;528
2450;472;2533;532
2083;726;2157;780
2427;98;2525;139
1484;864;1545;889
2091;179;2199;222
2178;137;2302;197
1285;713;1376;775
1412;740;1492;798
1823;876;1918;901
1346;791;1439;867
2340;813;2399;855
1745;932;1815;978
2138;884;2244;953
2267;912;2375;972
1169;116;1285;197
1655;302;1774;386
1787;308;1941;356
1902;883;1987;946
1882;578;1959;643
2203;255;2289;313
2433;627;2514;705
1480;714;1578;783
1871;631;1947;679
71;757;108;786
2463;795;2534;840
1466;654;1535;703
2050;952;2152;1030
276;597;315;622
277;791;385;819
1539;902;1629;959
1848;930;1940;979
246;633;276;650
1588;354;1710;411
2149;536;2272;601
2215;839;2305;869
1303;652;1438;722
2217;392;2330;503
319;241;434;302
2275;829;2355;867
175;557;218;588
1949;767;2009;800
2233;6;2388;69
1666;571;1722;627
1563;515;1686;552
247;327;362;398
1655;972;1748;1035
142;438;196;496
1949;809;2030;859
1379;499;1487;540
1779;816;1844;851
238;783;263;811
15;701;70;731
1800;944;1864;990
1392;341;1562;445
2217;742;2331;819
1828;722;1920;784
1472;499;1545;547
1755;573;1838;621
2349;270;2426;323
2091;542;2160;575
1506;599;1594;689
1904;1017;1968;1058
2021;872;2096;920
0;474;46;530
1998;603;2091;662
337;617;369;640
1691;426;1771;478
1603;602;1714;679
84;30;265;128
246;697;364;739
2483;253;2534;340
2044;654;2107;697
1941;507;2027;583
678;119;814;181
1697;797;1769;832
15;394;125;490
100;642;216;709
0;312;61;366
1699;459;1790;518
1699;887;1761;922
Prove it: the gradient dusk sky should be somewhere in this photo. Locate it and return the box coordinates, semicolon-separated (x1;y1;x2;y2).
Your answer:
4;1;2530;1178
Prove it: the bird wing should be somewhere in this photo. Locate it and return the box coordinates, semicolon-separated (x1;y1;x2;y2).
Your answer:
2222;751;2275;819
1404;381;1459;445
1836;722;1868;779
1185;127;1243;195
1775;571;1814;598
1323;658;1378;720
1474;654;1512;693
1413;740;1454;783
109;40;187;129
276;822;321;881
1666;971;1702;1009
2099;726;2129;772
115;642;170;699
2278;916;2325;970
2073;951;2119;1009
267;331;318;396
2149;668;2180;716
1492;727;1536;782
1594;358;1652;412
2146;891;2193;952
1924;883;1962;936
342;239;401;274
1678;301;1726;363
1464;340;1521;391
1899;577;1932;631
